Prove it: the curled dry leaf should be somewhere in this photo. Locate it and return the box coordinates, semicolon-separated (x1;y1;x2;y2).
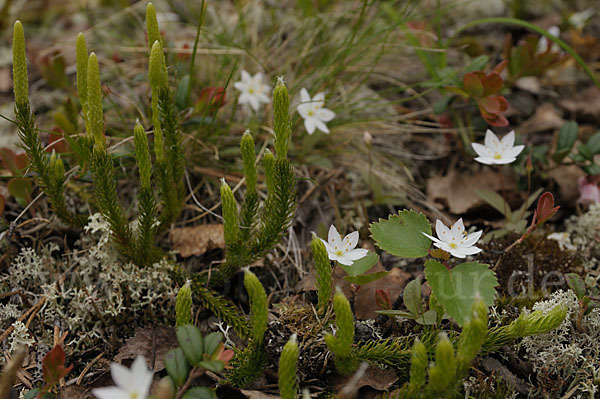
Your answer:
114;326;177;372
170;224;225;257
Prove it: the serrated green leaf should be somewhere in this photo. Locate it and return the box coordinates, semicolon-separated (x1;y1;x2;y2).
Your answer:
375;309;415;318
344;271;389;285
338;251;378;276
176;325;204;366
370;210;432;258
182;386;216;399
424;260;497;326
403;277;422;316
552;121;578;163
164;348;189;387
415;309;437;325
203;332;223;357
198;359;225;373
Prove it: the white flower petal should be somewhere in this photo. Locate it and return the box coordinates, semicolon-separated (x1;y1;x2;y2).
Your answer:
344;248;368;261
484;129;500;149
256;92;271;104
461;230;482;246
313;92;325;102
449;248;468;258
313;118;330;133
297;103;310;118
233;82;247;92
432;241;453;254
343;231;359;251
450;218;465;237
474;156;495;165
92;387;131;399
317;108;335;122
422;232;442;245
494;157;517;164
320;238;334;254
300;88;311;103
328;225;342;248
304;117;316;134
460;246;482;255
435;220;451;241
501;130;515;147
337;256;354;266
471;142;493;158
110;363;132;389
249;96;260;112
130;357;152;396
241;70;251;83
507;145;525;158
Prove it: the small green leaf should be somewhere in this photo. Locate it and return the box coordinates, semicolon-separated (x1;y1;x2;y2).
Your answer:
584;163;600;175
474;189;511;218
176;325;204;366
552;121;578;163
564;273;586;300
415;309;438;325
370;210;432;258
433;95;452;114
182;387;216;399
338;251;378;276
464;55;489;73
198;359;225;373
375;309;415;319
403;277;422;316
203;332;223;357
578;143;593;161
344;271;389;286
164;348;189;387
425;260;497;326
587;132;600;154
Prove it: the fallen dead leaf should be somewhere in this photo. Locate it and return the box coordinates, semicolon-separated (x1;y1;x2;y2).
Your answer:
549;164;585;205
170;224;225;257
57;385;91;399
240;389;281;399
334;260;409;320
331;364;398;393
518;103;564;134
558;86;600;119
113;325;177;372
426;168;515;215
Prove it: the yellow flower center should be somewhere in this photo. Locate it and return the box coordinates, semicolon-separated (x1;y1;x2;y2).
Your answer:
248;88;255;94
336;250;343;256
308;110;314;116
494;153;502;160
449;243;457;249
130;393;139;399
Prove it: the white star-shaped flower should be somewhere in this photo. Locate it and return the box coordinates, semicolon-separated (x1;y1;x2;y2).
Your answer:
297;88;335;134
320;225;368;266
233;70;271;112
422;219;482;259
471;130;525;165
92;356;153;399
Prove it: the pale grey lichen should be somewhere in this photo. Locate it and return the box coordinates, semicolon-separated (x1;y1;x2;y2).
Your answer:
521;290;600;396
1;213;176;366
564;202;600;272
8;321;35;353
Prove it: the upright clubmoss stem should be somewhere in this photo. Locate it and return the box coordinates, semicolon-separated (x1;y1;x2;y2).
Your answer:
12;21;29;108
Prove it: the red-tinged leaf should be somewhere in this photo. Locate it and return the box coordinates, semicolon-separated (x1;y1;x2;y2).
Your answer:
463;72;484;97
482;72;504;96
47;128;69;153
15;153;29;171
495;95;509;111
0;195;4;216
491;60;508;74
536;192;560;224
42;345;73;389
196;87;227;114
0;148;20;175
478;97;502;114
375;288;393;310
480;107;509;127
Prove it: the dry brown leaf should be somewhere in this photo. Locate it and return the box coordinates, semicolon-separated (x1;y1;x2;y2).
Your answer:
57;386;91;399
331;364;398;393
426;168;515;215
113;325;177;372
549;164;585;205
334;262;409;321
170;224;225;257
518;103;564;134
240;389;281;399
558;87;600;118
